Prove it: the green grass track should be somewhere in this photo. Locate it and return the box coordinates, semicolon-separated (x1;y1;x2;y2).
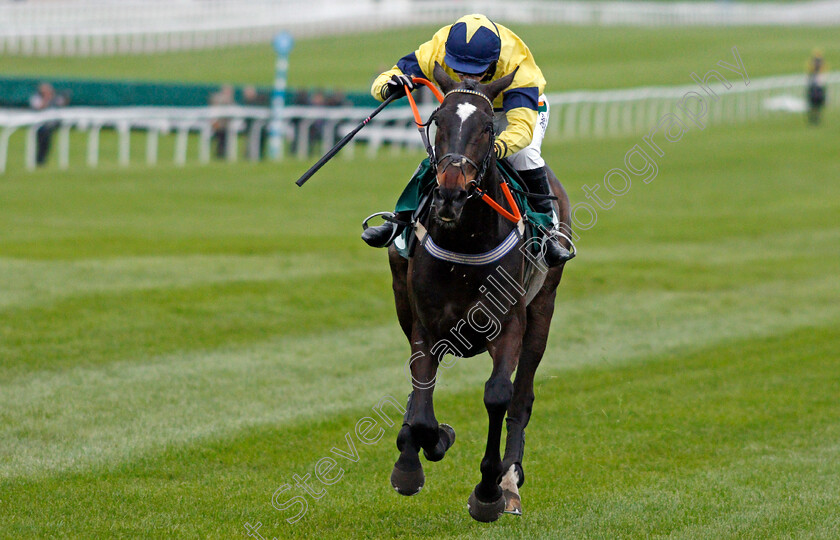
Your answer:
1;25;838;91
2;104;839;537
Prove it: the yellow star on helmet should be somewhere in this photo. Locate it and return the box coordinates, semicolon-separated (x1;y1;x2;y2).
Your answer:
457;14;498;43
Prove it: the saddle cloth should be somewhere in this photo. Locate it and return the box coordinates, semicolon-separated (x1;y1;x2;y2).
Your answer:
393;158;552;261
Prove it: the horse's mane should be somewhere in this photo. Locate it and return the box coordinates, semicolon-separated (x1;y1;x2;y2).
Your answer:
461;79;480;91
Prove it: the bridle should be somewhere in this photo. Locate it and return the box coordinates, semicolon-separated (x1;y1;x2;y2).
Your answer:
404;78;522;224
424;88;496;199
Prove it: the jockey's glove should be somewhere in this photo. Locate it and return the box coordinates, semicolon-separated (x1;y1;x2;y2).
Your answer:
494;140;509;160
381;74;416;100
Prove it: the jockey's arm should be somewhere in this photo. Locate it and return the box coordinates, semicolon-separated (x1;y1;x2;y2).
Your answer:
371;27;450;101
371;67;405;101
495;106;537;159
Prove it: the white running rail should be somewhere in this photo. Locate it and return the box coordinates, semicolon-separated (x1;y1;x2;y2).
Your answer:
0;104;434;173
546;72;840;140
1;73;837;173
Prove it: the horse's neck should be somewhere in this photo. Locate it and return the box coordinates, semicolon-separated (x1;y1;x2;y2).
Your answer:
474;167;508;231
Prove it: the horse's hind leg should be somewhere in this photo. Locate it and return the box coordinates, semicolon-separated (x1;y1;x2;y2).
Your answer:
501;266;564;515
388;246;413;341
468;318;523;522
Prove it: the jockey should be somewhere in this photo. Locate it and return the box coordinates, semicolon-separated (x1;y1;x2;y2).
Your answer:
361;13;566;267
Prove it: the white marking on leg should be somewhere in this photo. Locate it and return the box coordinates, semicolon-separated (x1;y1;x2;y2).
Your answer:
500;464;519;492
500;464;522;515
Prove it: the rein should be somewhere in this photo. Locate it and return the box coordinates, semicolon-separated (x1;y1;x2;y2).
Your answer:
405;78;521;225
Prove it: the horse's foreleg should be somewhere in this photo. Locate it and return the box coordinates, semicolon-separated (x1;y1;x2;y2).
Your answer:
468;318;523;522
501;274;561;515
391;327;453;495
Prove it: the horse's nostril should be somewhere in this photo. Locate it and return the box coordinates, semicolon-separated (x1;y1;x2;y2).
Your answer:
435;187;469;205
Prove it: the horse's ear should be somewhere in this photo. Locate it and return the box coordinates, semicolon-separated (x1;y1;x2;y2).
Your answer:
433;62;457;94
482;67;519;102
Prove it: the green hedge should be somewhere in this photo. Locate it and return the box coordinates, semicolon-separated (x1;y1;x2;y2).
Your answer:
0;76;380;108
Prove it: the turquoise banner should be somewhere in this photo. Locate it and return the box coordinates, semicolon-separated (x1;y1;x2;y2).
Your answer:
0;76;382;109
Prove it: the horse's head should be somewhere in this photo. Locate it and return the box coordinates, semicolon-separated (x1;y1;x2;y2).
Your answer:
429;62;517;226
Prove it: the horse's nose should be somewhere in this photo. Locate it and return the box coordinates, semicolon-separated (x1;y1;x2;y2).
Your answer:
434;187;469;207
433;187;468;223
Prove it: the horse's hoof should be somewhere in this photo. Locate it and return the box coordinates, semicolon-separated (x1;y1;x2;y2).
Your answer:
503;488;522;515
390;463;425;496
467;489;505;523
423;423;456;462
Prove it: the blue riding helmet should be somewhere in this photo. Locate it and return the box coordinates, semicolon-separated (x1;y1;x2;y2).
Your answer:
444;14;502;75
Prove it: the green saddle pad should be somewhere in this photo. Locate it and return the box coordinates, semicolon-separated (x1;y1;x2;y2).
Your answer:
393;158;553;260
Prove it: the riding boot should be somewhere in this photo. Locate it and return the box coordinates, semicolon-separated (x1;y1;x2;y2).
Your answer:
361;210;411;248
517;167;572;267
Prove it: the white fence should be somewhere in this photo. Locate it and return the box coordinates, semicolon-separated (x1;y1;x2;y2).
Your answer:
547;72;840;140
0;103;433;173
2;0;840;56
1;72;837;173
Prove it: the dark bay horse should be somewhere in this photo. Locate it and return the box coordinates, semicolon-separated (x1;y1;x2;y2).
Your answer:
387;64;573;522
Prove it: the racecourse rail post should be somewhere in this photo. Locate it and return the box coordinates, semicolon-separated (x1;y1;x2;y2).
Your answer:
268;32;294;161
